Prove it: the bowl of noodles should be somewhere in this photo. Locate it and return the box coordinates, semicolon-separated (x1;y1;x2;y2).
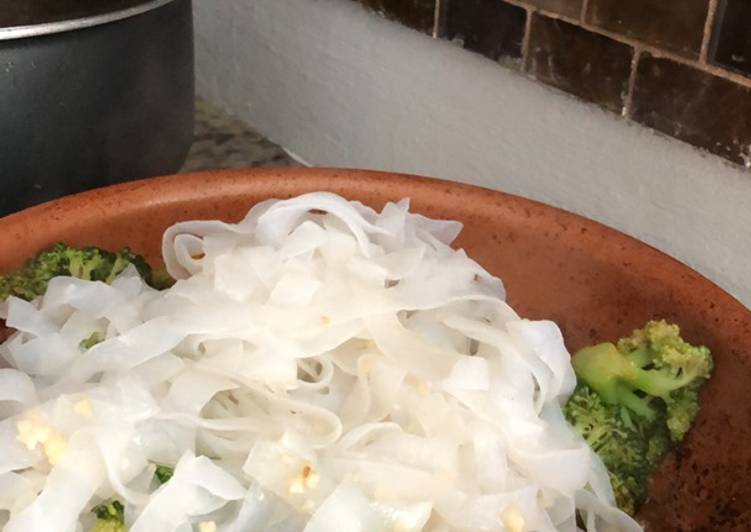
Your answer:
0;168;749;531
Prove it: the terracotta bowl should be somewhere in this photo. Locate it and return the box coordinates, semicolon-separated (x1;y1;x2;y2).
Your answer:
0;168;749;530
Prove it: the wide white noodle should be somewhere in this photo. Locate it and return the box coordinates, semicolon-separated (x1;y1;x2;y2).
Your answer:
0;192;641;532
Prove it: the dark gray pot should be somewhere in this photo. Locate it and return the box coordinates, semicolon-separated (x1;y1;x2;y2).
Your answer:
0;0;195;216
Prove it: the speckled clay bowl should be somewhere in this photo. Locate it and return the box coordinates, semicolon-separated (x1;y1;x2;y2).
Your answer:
0;168;749;530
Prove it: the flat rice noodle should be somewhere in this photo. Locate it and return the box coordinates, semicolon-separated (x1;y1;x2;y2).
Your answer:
0;369;36;417
163;368;238;417
303;482;385;532
0;418;40;474
219;483;307;532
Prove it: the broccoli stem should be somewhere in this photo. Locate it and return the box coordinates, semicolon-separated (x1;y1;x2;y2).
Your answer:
614;383;655;421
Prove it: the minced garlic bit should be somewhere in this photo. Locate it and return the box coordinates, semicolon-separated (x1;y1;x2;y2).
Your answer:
73;399;93;417
16;417;68;465
302;464;320;489
416;380;431;397
501;506;526;532
320;315;331;325
16;418;50;451
43;434;68;466
289;464;319;495
198;521;217;532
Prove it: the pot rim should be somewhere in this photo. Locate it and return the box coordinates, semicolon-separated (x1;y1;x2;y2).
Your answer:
0;0;177;41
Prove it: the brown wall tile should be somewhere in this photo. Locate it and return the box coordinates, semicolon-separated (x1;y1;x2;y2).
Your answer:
525;14;633;112
711;0;751;77
523;0;582;19
631;55;751;166
357;0;436;34
586;0;709;58
441;0;527;64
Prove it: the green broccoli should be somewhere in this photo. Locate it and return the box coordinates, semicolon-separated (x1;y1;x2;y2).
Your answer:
80;331;104;350
154;464;174;485
0;243;173;302
88;465;174;532
572;320;712;441
92;500;125;532
566;383;669;514
564;320;713;515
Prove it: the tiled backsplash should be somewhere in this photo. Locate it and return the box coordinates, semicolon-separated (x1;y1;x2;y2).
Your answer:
353;0;751;168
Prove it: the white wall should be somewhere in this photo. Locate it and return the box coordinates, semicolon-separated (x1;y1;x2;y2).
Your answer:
194;0;751;307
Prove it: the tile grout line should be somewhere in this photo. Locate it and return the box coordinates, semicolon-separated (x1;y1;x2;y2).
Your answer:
432;0;441;38
699;0;720;64
520;7;535;72
579;0;590;23
503;0;751;87
622;48;642;118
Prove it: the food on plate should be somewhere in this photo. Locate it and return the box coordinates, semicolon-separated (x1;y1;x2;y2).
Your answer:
0;192;709;531
563;321;713;515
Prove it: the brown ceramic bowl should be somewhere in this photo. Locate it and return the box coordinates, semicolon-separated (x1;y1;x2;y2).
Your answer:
0;168;749;530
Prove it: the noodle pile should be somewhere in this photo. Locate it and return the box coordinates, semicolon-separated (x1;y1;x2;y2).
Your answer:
0;193;640;531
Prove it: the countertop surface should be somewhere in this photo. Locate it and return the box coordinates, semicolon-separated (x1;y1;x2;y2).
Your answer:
181;98;299;173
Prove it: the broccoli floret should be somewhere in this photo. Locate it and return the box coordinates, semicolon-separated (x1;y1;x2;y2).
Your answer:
0;243;173;302
565;384;668;514
663;381;702;442
80;332;104;350
565;320;713;515
154;464;174;485
572;320;712;441
92;500;125;532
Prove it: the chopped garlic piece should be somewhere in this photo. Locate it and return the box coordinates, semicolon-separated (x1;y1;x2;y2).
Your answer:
198;521;217;532
16;418;52;451
16;417;68;464
43;434;68;465
289;464;319;495
502;506;525;532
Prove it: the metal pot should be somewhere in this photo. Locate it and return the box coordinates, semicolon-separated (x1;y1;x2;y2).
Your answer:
0;0;194;216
